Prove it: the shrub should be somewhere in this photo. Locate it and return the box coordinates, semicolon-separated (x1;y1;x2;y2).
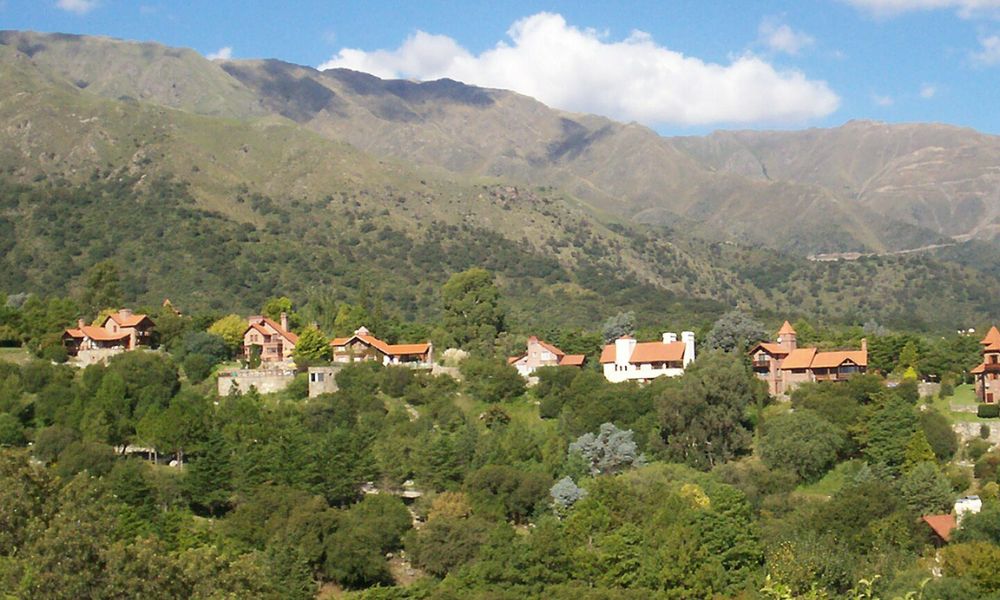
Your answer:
978;404;1000;419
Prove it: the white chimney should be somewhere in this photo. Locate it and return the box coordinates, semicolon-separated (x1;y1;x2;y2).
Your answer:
615;336;636;366
681;331;696;366
662;332;677;344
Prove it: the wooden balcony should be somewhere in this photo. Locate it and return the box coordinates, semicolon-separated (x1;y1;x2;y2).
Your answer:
752;359;771;369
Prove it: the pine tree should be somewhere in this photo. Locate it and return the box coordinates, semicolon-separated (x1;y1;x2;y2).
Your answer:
185;428;232;517
903;429;937;472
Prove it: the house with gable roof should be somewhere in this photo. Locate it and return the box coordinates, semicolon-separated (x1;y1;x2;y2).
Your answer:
63;308;155;357
242;312;298;363
599;331;695;383
508;336;586;378
329;326;432;367
971;326;1000;403
749;321;867;396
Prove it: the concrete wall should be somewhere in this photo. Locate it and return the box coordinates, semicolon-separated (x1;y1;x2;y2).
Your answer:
73;348;125;367
217;369;296;396
308;366;342;398
953;421;1000;445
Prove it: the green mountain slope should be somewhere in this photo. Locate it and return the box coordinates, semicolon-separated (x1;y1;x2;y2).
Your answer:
0;31;999;330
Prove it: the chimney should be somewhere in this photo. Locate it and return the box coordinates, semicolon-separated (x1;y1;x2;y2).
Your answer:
861;337;868;354
681;331;696;366
280;312;289;332
615;335;636;366
119;308;132;318
78;318;85;329
662;332;677;344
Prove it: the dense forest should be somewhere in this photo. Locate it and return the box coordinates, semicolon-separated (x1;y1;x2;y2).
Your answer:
0;267;998;599
1;175;999;334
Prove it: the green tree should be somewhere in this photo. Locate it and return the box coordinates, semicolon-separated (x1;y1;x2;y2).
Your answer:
262;296;294;323
79;260;122;314
406;516;491;577
861;394;917;474
441;268;505;351
460;357;526;403
601;311;636;344
0;412;25;446
208;314;247;354
758;409;845;481
902;429;936;472
569;423;642;476
655;352;762;469
920;409;958;461
185;428;232;517
899;462;954;515
706;311;768;353
292;324;330;367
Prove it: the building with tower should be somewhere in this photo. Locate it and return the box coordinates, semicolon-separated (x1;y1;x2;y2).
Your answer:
749;321;868;396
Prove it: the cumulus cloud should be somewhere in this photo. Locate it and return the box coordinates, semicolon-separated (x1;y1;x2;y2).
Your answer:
972;35;1000;64
319;13;839;127
919;83;937;97
206;46;233;61
873;93;895;106
842;0;1000;17
758;18;815;55
56;0;98;14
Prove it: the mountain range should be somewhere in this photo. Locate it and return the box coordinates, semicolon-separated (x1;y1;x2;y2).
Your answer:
1;29;999;330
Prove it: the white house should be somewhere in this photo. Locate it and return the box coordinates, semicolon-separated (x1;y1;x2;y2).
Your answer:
599;331;695;383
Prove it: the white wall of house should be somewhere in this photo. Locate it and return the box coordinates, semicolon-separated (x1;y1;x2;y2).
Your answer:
602;361;686;383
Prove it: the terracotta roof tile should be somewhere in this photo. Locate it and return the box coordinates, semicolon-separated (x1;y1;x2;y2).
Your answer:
811;350;868;369
330;332;430;357
104;311;153;328
558;354;586;366
778;321;797;336
780;348;817;370
536;340;565;357
65;325;130;342
922;514;956;542
971;362;986;375
600;341;685;364
387;343;431;355
750;342;789;356
982;326;1000;346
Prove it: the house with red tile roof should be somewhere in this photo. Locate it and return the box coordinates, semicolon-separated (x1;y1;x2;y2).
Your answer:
599;331;695;383
329;326;432;367
749;321;867;396
971;326;1000;403
62;308;155;357
508;336;586;378
242;312;298;364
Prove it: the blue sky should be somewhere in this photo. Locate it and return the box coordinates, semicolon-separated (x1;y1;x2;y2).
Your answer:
3;0;1000;135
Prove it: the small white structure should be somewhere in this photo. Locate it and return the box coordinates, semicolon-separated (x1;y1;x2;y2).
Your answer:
600;331;695;383
955;495;983;524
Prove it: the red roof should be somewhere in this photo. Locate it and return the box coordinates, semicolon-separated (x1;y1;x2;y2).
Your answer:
599;340;686;364
243;316;298;344
811;350;868;369
749;342;789;357
103;311;153;328
780;348;817;370
982;326;1000;346
922;514;956;542
777;321;797;336
972;362;986;375
558;354;586;366
330;330;430;357
64;325;130;342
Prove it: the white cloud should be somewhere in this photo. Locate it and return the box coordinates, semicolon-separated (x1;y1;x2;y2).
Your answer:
319;13;839;127
873;93;895;106
971;35;1000;64
55;0;98;15
842;0;1000;17
206;46;233;61
919;83;937;97
758;18;815;55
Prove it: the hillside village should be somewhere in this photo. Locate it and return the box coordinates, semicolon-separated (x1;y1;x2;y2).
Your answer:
0;262;997;597
4;13;1000;600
